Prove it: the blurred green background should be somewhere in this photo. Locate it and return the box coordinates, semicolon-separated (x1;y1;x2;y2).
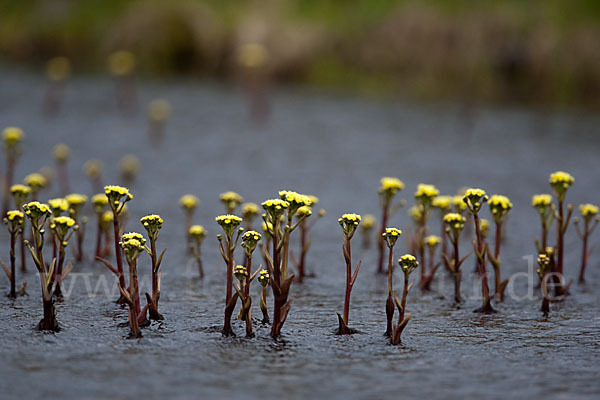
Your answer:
2;0;600;107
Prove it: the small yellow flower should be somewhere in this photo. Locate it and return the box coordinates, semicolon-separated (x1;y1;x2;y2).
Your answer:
463;188;488;214
216;214;243;237
23;201;51;225
108;50;135;76
102;210;113;223
220;191;243;211
382;227;402;247
234;265;248;280
262;198;289;218
258;269;270;286
120;235;145;260
362;214;376;230
279;190;312;213
296;205;312;217
10;184;31;205
120;155;140;181
65;193;87;206
488;194;512;223
84;159;103;180
148;99;171;122
549;171;574;198
339;213;361;236
452;195;467;212
444;213;466;231
379;177;404;195
398;254;419;274
140;214;163;238
480;218;490;238
180;194;199;211
6;210;24;222
53;143;70;162
3;127;24;148
432;195;452;211
241;202;260;219
48;198;69;216
532;194;552;208
4;210;24;232
409;205;423;223
53;215;76;228
189;225;206;238
425;235;441;247
91;193;108;213
415;184;440;205
121;232;146;246
105;185;133;211
24;173;47;191
46;56;71;81
579;203;599;223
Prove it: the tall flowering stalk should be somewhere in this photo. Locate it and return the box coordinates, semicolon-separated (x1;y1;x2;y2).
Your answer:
382;227;402;336
464;188;494;313
443;213;469;303
258;269;270;323
242;202;260;265
361;214;376;249
53;144;70;196
141;214;166;321
220;191;243;214
49;216;77;298
262;191;312;339
536;253;551;315
216;214;243;336
337;214;362;335
189;225;206;279
23;202;58;330
11;184;30;271
2;127;24;216
119;233;146;338
532;194;554;253
377;177;404;274
549;171;574;297
294;198;325;282
84;159;104;193
487;195;513;301
65;193;87;262
414;184;439;290
432;195;452;272
180;194;199;246
391;255;419;345
235;231;262;337
574;204;599;283
91;194;108;258
97;185;133;303
108;50;137;113
1;211;25;298
24;173;47;201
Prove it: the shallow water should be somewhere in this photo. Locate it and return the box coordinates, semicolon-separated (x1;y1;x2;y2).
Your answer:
0;68;599;399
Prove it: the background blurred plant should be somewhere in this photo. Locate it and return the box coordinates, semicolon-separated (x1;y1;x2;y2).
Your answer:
377;177;404;274
414;183;439;290
382;227;401;336
549;171;574;297
2;127;24;217
216;214;243;336
44;56;70;116
1;210;25;298
180;194;199;246
140;214;166;321
10;184;30;271
189;225;206;279
442;213;469;303
293;196;324;282
486;194;512;301
53;143;70;196
65;193;88;262
574;203;599;283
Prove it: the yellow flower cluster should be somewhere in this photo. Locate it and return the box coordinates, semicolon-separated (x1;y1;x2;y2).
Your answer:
49;198;68;214
108;50;135;76
3;127;24;147
532;194;552;208
241;202;260;218
23;201;51;224
242;230;262;243
141;214;163;238
53;143;70;162
296;206;312;217
220;191;243;211
580;203;599;217
102;210;113;224
426;235;441;247
379;177;404;196
4;210;24;232
409;205;423;223
549;171;574;192
452;195;467;212
120;232;146;257
339;213;361;236
444;213;466;231
189;224;206;238
10;184;31;201
463;188;488;213
382;227;402;247
53;216;75;228
121;232;146;244
24;173;47;191
432;195;452;210
488;194;512;223
91;193;108;213
215;214;243;226
234;265;248;280
262;198;289;217
84;160;103;180
6;210;24;222
105;185;133;210
279;190;312;213
179;194;199;210
398;254;419;273
258;269;270;286
415;184;440;204
66;193;87;206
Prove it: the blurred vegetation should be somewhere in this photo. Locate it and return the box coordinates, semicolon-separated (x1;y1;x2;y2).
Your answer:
1;0;600;107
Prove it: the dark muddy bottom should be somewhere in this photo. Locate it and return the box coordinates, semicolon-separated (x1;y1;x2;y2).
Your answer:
1;68;599;399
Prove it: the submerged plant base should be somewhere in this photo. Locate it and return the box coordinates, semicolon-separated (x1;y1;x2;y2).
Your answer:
37;317;60;332
335;313;358;335
473;299;497;314
127;331;143;339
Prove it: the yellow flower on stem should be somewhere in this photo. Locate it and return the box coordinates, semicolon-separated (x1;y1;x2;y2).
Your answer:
189;225;206;238
180;194;199;211
339;213;361;237
549;171;574;201
220;191;243;213
382;227;402;248
24;173;47;193
398;254;419;274
415;184;439;206
216;214;243;238
3;127;24;149
141;214;163;240
463;188;488;214
53;144;70;163
488;194;512;224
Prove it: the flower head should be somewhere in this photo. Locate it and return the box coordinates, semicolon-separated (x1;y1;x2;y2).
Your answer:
3;127;24;149
382;227;402;248
241;202;260;220
10;184;31;207
579;203;599;223
120;155;140;181
216;214;243;238
258;269;270;287
51;216;77;242
362;214;376;230
537;253;550;275
121;232;146;245
415;184;439;207
105;185;133;213
339;213;361;237
262;198;289;219
262;219;274;237
66;193;88;217
24;173;47;192
242;230;262;251
488;194;512;224
148;99;171;122
463;188;488;214
532;194;553;214
549;171;574;200
179;194;199;211
444;213;466;232
141;214;163;239
432;195;452;211
234;265;248;281
398;254;419;274
379;177;404;199
120;233;146;262
91;193;108;214
23;201;51;227
452;195;467;212
101;210;113;231
220;191;243;213
189;224;206;239
4;210;24;233
425;235;441;248
296;205;313;218
84;159;103;181
409;205;423;223
48;198;69;217
480;218;490;239
53;143;70;163
279;190;312;214
108;50;135;76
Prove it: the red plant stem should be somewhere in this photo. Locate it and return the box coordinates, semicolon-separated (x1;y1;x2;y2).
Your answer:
452;233;462;302
493;222;502;297
9;232;16;298
343;235;352;325
150;237;158;305
440;214;448;266
95;214;102;257
196;245;204;278
555;199;565;295
54;245;65;297
419;213;426;285
377;204;389;273
579;219;589;283
474;214;491;307
128;259;140;337
245;255;252;298
112;214;126;299
270;221;282;338
225;240;234;306
298;222;307;281
2;158;14;216
399;271;409;323
20;230;26;272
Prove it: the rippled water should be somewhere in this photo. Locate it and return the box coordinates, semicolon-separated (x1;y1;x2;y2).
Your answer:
0;67;599;399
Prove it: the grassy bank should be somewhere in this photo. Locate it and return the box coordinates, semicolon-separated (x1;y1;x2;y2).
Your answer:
1;0;600;107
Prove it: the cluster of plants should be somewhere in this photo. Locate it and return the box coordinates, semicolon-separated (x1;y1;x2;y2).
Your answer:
2;127;598;344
